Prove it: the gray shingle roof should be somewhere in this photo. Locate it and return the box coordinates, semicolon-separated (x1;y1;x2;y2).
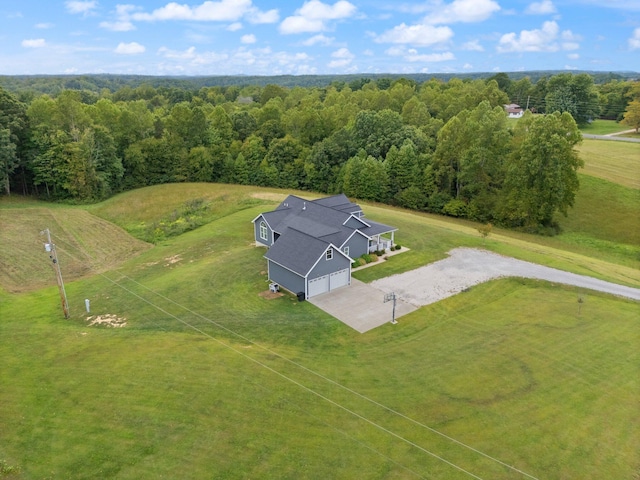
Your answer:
259;193;396;257
264;228;330;276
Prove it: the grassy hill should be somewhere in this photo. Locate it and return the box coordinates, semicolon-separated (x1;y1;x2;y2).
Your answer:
1;147;639;479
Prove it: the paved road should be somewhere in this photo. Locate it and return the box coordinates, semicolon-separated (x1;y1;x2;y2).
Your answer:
582;132;640;143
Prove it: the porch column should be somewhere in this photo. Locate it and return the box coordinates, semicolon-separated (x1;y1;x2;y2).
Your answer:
391;231;395;245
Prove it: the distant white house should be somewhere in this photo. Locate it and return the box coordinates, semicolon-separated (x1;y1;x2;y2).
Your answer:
504;103;524;118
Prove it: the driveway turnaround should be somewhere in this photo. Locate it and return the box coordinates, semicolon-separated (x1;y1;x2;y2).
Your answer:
310;248;640;333
372;248;640;307
308;279;417;333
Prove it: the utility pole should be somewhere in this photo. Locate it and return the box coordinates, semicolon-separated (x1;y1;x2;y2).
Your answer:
42;228;69;319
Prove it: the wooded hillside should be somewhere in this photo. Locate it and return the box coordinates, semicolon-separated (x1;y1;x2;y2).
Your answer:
1;73;638;233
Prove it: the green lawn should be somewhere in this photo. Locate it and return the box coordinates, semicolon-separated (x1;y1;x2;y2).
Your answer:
578;119;630;135
1;185;639;479
576;139;640;189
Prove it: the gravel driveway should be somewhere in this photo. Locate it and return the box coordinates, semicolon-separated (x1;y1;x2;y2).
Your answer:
371;248;640;307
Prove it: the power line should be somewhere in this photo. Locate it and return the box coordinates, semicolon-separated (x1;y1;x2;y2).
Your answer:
113;272;539;480
100;272;484;479
50;231;537;478
41;228;70;318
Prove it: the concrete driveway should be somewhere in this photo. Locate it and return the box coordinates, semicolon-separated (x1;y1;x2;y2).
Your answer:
308;278;417;333
309;248;640;333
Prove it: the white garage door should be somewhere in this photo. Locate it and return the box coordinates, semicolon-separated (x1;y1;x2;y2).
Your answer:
330;269;350;290
308;275;329;297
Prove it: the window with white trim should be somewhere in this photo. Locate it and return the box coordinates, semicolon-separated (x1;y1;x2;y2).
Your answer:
326;248;333;260
259;221;268;241
343;246;349;257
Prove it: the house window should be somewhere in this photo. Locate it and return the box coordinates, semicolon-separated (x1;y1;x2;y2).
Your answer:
260;221;268;241
326;248;333;260
343;246;349;257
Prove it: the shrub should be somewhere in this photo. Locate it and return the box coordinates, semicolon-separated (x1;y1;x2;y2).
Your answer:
362;253;372;263
357;257;367;266
442;199;468;217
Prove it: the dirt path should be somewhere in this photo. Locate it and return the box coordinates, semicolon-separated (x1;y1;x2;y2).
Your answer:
371;248;640;307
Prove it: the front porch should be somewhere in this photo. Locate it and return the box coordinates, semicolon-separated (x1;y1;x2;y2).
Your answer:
368;231;395;253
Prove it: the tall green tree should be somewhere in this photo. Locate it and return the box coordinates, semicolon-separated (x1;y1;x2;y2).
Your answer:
545;73;600;124
341;150;389;202
500;111;583;229
621;99;640;132
0;87;28;195
0;129;17;195
433;101;510;219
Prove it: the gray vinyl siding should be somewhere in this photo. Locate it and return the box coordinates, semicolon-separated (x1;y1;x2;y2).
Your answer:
343;233;369;259
254;216;272;246
308;250;350;280
268;261;305;294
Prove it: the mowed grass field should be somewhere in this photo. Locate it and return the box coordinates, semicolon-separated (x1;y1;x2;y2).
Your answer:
1;142;639;479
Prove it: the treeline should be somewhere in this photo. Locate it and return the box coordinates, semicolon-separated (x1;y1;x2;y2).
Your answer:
1;73;638;233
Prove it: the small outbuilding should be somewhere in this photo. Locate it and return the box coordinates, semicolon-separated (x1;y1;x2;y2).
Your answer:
504;103;524;118
252;194;397;299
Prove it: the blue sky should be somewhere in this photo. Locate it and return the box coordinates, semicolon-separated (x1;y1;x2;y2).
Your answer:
1;0;639;76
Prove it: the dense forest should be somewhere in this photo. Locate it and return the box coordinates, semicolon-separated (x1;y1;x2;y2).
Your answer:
1;72;638;233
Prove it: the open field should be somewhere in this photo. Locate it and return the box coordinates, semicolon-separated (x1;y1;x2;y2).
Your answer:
576;139;640;189
0;205;150;293
578;119;629;135
1;180;639;479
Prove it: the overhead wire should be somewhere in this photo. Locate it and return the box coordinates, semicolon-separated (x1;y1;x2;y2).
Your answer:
114;271;539;480
49;230;538;479
100;272;485;480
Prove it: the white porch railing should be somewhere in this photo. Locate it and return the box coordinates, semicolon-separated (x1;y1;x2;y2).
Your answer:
369;240;392;253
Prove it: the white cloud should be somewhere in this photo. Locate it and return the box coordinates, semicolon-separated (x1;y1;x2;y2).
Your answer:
65;0;97;15
461;39;484;51
463;62;473;69
35;23;54;29
423;0;500;25
132;0;278;24
246;7;279;24
525;0;556;15
564;64;578;70
498;21;559;52
241;34;256;44
115;42;146;54
22;38;46;48
629;28;640;50
158;46;198;59
385;46;454;62
406;51;455;62
375;23;453;46
567;53;580;59
280;0;357;34
100;5;137;31
327;47;354;68
227;22;243;31
303;34;334;46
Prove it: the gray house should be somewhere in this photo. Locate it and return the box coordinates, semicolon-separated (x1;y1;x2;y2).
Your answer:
252;194;397;299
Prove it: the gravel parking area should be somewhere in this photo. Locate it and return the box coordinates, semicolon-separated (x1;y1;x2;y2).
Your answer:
371;248;640;307
310;248;639;333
